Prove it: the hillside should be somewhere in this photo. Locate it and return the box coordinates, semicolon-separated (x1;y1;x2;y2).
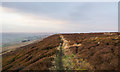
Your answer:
2;32;120;71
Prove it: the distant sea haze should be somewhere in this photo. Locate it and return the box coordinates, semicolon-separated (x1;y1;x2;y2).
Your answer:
1;33;54;48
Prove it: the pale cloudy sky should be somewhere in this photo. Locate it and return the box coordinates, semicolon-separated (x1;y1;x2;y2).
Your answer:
1;2;118;33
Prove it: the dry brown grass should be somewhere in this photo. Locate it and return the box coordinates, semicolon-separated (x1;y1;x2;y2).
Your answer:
2;34;61;71
62;32;119;70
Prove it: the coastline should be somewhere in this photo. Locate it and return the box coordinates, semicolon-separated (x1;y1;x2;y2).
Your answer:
0;39;42;55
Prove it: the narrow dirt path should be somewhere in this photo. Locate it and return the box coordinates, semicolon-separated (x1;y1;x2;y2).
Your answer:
50;35;64;70
56;42;64;70
50;35;92;70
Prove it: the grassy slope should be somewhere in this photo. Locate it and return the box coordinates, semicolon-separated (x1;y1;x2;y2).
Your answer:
2;34;61;71
2;32;120;71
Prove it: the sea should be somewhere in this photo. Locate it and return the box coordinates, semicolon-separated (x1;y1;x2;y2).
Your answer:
0;33;54;48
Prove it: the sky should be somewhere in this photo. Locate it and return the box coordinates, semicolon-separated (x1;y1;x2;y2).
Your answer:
0;2;118;33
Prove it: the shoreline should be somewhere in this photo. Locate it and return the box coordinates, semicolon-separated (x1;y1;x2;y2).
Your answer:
0;39;42;55
0;34;52;55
